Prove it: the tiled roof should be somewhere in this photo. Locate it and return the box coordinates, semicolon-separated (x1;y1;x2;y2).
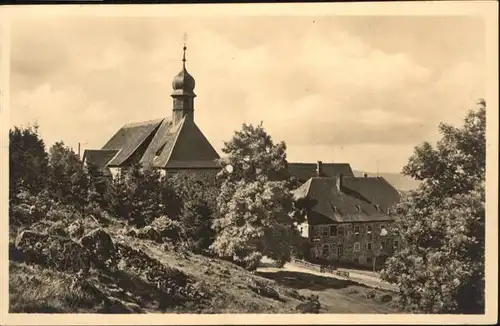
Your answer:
86;116;220;170
162;117;220;168
139;118;180;168
82;149;119;168
102;118;164;167
342;176;401;213
293;177;400;225
288;163;354;181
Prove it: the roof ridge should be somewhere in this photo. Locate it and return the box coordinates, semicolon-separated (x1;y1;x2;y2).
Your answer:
114;120;164;166
105;149;122;166
122;118;165;129
289;162;351;165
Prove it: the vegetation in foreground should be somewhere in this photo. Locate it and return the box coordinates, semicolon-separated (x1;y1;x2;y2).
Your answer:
8;101;486;314
9;218;398;313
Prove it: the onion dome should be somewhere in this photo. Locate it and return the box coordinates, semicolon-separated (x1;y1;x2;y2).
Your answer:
172;45;195;94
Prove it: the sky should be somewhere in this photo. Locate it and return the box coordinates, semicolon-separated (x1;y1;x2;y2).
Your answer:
8;14;486;173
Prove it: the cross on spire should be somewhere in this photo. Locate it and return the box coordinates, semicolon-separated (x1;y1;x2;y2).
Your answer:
182;33;188;67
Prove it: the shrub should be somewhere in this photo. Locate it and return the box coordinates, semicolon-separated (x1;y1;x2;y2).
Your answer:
46;204;82;222
295;294;321;313
15;230;91;274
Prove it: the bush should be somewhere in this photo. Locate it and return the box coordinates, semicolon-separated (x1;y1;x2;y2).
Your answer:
135;216;182;244
295;294;321;313
15;230;91;274
9;190;53;226
46;204;82;222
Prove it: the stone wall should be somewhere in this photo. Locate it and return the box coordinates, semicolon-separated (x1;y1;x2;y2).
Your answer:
308;222;401;267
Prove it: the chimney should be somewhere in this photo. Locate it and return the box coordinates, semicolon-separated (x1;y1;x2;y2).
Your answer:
316;161;323;177
336;174;344;191
363;173;368;178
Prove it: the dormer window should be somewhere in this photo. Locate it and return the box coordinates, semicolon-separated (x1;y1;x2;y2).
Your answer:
154;143;166;159
374;204;380;211
355;205;361;212
332;205;338;213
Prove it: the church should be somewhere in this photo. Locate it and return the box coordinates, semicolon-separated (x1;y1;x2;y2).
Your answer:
82;46;221;178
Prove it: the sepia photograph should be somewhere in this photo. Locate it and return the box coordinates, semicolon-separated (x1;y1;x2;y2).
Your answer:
0;2;498;324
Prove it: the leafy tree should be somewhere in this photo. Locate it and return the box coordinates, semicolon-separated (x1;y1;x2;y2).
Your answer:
381;101;486;314
86;163;114;210
168;171;218;254
9;123;49;199
110;163;176;227
212;122;304;269
47;141;89;211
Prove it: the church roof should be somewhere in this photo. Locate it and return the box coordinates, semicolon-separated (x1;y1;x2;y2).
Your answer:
83;116;220;171
293;176;400;225
288;162;354;181
140;116;220;169
102;118;163;167
82;149;119;168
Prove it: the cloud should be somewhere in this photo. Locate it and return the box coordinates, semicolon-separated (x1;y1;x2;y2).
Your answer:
8;15;486;172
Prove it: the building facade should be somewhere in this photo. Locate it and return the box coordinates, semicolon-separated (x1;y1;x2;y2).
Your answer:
293;162;401;269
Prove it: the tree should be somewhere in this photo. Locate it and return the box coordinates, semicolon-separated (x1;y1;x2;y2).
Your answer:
169;171;218;253
9;123;49;200
211;122;304;269
381;101;486;314
47;141;89;211
86;163;114;210
110;163;175;227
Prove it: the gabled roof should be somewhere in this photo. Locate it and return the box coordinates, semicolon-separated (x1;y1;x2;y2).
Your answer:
293;177;400;225
84;116;220;171
288;163;354;181
102;118;164;167
82;149;119;168
342;176;401;213
164;117;220;169
139;118;180;168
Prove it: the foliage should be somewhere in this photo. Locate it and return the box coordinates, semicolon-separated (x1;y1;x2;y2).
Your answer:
85;163;114;211
212;122;304;269
381;101;486;314
9;124;49;200
136;215;182;244
110;163;174;227
9;190;54;226
47;142;89;211
169;171;218;253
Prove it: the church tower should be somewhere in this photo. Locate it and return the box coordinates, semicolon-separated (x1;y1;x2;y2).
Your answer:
171;45;196;126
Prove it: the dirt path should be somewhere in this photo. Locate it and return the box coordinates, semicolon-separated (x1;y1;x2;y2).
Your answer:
256;265;398;313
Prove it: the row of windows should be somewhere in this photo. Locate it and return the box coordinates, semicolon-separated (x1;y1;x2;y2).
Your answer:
314;224;386;238
319;240;400;256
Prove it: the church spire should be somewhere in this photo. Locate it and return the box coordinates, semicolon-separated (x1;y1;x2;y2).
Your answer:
171;35;196;125
182;33;187;69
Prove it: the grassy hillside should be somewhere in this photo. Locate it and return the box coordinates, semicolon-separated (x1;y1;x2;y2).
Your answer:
9;220;399;314
353;170;421;191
